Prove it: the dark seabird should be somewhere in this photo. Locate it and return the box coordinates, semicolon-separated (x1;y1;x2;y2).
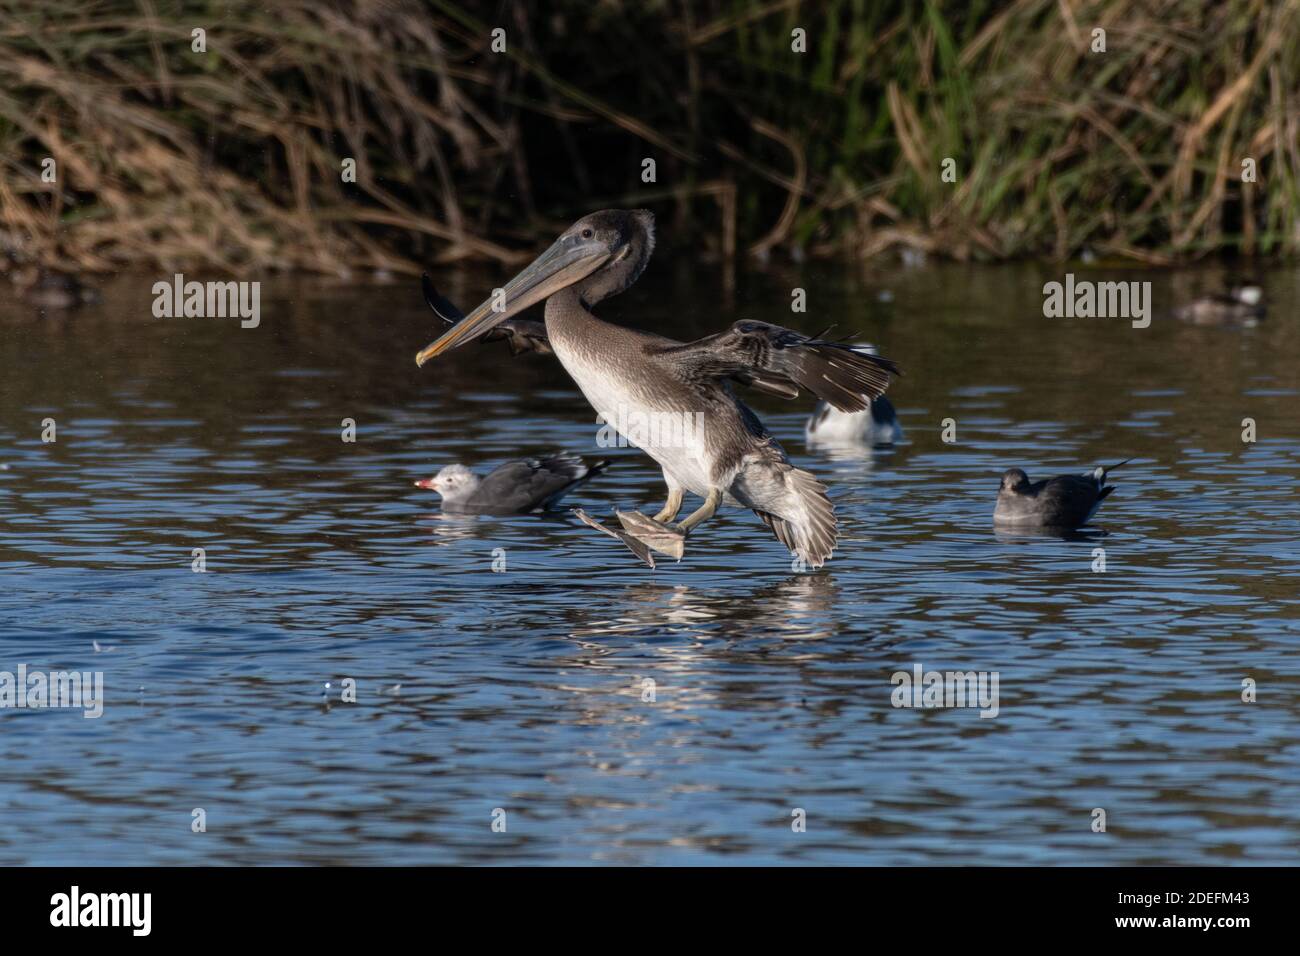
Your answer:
994;460;1131;529
805;345;902;446
1173;285;1264;326
413;209;899;568
414;454;608;515
15;269;99;309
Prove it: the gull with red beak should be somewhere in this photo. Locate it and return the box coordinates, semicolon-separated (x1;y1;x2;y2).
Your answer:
414;454;608;515
415;209;900;568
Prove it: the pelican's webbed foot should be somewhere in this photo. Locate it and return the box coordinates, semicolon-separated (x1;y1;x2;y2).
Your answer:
573;509;657;568
616;510;686;561
575;490;723;567
615;489;723;562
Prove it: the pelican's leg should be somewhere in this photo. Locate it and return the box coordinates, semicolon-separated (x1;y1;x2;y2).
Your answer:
652;487;684;524
674;488;722;534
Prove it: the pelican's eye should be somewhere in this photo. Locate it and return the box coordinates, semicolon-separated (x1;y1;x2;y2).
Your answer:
581;228;594;239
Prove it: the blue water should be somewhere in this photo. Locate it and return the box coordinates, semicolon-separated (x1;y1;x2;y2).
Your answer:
2;263;1298;864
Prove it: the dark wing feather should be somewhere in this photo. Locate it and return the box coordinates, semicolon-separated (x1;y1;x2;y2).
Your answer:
422;273;467;325
421;273;552;356
1036;475;1102;527
492;319;552;356
731;370;800;400
656;320;899;412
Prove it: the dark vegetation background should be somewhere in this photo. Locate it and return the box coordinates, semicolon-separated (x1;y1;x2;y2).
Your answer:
1;0;1297;284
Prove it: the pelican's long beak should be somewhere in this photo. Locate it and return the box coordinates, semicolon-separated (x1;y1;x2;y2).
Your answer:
415;235;610;367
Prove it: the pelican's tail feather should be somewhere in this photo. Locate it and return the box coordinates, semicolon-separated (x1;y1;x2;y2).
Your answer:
753;466;838;568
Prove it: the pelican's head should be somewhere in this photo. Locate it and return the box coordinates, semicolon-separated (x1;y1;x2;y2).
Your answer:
415;209;655;367
413;463;479;503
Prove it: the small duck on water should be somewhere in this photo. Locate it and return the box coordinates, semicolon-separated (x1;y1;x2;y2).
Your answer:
13;269;100;309
414;453;609;515
994;460;1131;529
1173;285;1264;327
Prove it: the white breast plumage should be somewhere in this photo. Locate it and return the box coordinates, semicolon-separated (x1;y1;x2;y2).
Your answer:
550;334;713;495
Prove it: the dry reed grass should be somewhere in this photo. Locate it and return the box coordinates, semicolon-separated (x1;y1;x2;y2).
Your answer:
0;0;1296;286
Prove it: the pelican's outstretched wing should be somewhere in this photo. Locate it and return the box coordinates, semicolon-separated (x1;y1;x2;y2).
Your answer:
422;274;552;356
658;320;899;412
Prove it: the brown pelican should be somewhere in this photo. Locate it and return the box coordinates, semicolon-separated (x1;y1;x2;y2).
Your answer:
994;460;1131;529
414;454;609;514
414;209;899;567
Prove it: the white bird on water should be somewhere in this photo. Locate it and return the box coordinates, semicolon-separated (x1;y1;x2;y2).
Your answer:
804;344;903;447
